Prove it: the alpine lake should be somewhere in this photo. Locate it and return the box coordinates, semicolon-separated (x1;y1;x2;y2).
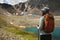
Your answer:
24;27;60;40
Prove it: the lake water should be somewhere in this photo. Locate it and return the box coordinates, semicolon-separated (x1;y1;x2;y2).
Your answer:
24;27;60;40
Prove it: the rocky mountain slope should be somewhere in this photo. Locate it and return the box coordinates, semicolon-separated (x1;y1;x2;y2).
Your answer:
0;0;60;16
0;3;16;14
14;0;60;15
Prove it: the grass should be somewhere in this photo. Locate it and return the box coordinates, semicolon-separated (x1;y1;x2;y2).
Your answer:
3;25;38;40
3;23;38;40
0;15;38;40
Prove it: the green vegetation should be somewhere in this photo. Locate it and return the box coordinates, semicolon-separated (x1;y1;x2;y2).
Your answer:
0;14;38;40
4;26;38;40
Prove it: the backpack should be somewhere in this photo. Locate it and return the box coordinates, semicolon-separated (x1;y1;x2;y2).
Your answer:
43;13;54;33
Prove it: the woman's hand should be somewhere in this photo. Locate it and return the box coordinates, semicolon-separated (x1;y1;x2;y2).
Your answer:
37;25;39;29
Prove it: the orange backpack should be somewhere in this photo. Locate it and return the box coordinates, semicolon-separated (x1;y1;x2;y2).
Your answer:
43;13;54;33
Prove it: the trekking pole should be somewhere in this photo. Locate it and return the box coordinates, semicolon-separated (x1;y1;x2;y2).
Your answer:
37;25;40;40
38;28;39;40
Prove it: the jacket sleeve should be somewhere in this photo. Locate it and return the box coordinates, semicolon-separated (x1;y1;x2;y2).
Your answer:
39;17;44;30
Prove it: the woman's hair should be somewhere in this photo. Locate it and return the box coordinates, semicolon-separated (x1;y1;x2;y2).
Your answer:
42;13;46;16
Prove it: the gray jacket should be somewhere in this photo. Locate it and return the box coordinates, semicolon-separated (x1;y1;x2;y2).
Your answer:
39;16;51;35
